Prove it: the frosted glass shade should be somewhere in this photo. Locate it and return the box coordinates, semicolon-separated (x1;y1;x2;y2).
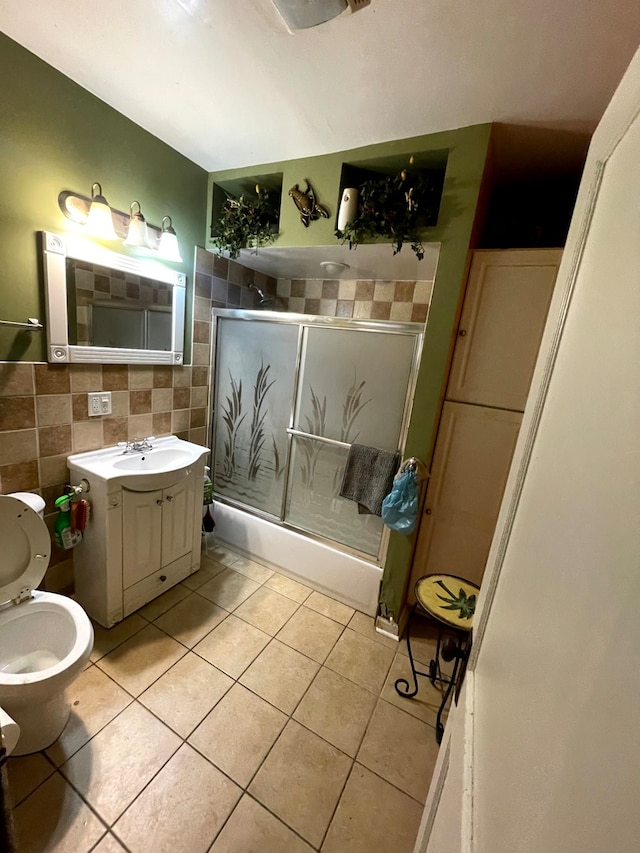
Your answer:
124;215;151;248
86;199;118;240
157;229;183;263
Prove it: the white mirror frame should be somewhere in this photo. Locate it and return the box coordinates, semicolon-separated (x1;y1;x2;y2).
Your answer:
42;231;186;364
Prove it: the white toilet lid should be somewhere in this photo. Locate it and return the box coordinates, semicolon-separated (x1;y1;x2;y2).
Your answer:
0;496;51;605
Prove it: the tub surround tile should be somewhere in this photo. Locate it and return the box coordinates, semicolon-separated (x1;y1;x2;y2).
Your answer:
239;639;319;715
140;652;233;738
411;303;430;322
213;254;229;279
294;668;376;758
193;614;270;679
0;428;37;465
322;763;423;853
189;683;287;787
370;301;392;320
336;299;354;317
353;300;374;319
190;406;206;428
154;592;228;647
190;385;208;408
355;280;375;300
0;362;34;396
325;628;395;694
61;702;181;825
6;752;55;807
211;794;315;853
373;281;395;302
114;743;240;853
276;605;343;663
35;363;70;395
305;590;354;625
46;664;133;766
234;587;298;636
193;342;211;365
249;719;351;848
357;699;438;803
191;365;209;386
12;771;106;852
97;623;187;696
195;272;213;299
390;301;414;321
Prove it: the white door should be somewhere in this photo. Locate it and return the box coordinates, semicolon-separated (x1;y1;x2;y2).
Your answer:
447;250;560;411
122;488;163;587
417;46;640;853
409;402;523;593
161;476;196;567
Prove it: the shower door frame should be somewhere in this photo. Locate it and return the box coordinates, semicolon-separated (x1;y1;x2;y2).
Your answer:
209;308;424;566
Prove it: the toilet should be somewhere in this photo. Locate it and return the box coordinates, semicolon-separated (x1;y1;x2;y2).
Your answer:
0;493;93;755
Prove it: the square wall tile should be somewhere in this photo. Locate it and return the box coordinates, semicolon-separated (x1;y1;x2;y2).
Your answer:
0;429;37;465
153;365;173;388
152;411;172;436
0;459;39;493
0;362;34;396
373;282;395;302
36;394;72;426
128;366;154;389
102;365;128;391
39;425;72;458
70;365;103;392
128;413;153;441
39;453;70;486
414;280;433;303
389;302;414;321
35;364;70;394
130;389;152;414
411;303;430;322
103;417;128;445
0;396;35;430
72;420;103;452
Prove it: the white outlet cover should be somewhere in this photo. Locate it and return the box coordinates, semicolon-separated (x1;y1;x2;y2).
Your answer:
88;391;111;416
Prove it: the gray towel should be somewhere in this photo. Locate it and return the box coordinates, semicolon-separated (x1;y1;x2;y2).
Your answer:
340;444;400;516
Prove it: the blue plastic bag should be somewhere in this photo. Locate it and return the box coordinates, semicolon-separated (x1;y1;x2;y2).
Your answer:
381;469;419;534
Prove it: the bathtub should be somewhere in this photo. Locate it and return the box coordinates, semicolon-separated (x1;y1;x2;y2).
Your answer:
211;501;383;615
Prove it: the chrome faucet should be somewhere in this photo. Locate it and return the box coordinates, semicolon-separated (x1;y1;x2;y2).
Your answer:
117;436;155;454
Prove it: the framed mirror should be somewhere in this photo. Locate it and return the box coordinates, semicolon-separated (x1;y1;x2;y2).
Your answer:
41;231;186;364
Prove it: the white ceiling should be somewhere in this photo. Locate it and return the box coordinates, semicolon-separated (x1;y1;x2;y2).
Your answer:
1;1;639;172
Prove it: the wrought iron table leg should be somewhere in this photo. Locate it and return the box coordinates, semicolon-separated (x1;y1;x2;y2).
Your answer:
394;605;430;698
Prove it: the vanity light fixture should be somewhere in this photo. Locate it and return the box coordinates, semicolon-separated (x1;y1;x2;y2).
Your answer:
157;216;183;263
85;182;118;241
123;200;152;249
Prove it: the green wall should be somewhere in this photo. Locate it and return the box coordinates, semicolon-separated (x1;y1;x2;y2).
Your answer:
0;33;208;362
210;124;492;620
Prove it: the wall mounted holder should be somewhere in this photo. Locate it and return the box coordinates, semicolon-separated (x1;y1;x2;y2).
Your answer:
0;317;43;330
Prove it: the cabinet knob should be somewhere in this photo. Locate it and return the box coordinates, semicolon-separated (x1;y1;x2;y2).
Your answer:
166;495;174;502
156;499;164;505
159;575;167;582
458;329;467;337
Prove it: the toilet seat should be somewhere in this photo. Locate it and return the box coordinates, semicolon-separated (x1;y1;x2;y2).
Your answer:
0;496;51;606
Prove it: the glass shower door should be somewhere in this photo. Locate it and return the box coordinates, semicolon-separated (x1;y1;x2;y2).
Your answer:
285;325;418;557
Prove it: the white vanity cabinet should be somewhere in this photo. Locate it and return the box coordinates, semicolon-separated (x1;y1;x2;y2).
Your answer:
67;437;209;628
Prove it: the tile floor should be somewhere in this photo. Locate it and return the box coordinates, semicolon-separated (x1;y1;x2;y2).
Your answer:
5;544;447;853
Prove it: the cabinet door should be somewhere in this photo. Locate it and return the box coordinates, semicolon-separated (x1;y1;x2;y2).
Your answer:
122;489;163;587
161;476;196;567
409;402;523;594
447;249;561;410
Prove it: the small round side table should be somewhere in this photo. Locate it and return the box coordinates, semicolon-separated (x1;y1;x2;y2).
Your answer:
395;573;479;743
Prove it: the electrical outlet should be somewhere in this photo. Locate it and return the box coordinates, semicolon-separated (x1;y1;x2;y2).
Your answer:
88;391;112;416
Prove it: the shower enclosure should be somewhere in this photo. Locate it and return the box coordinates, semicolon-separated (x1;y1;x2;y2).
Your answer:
210;309;423;570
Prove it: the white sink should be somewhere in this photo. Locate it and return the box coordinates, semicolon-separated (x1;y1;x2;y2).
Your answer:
68;436;210;491
112;447;192;473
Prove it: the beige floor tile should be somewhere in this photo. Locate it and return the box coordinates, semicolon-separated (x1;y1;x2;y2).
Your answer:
198;567;260;610
96;623;187;696
90;614;147;662
294;668;376;757
234;586;299;635
276;606;344;663
61;702;181;825
154;592;228;647
229;554;274;583
322;763;423;853
12;771;106;852
249;720;352;848
6;752;55;807
211;794;315;853
265;572;313;603
348;610;400;650
202;542;241;567
113;744;241;853
93;833;127;852
305;590;355;625
380;653;445;726
181;558;228;591
139;583;191;620
139;652;233;738
46;665;132;765
357;699;438;803
240;640;319;715
193;614;270;678
325;628;395;694
189;683;287;787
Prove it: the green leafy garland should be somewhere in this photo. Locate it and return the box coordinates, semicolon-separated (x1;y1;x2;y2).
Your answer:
336;167;440;260
213;185;279;259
